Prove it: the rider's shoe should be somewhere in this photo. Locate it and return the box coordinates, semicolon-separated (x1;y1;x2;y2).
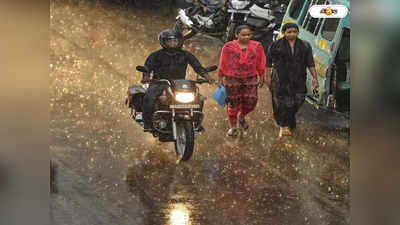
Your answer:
144;128;153;132
197;125;205;132
143;122;153;132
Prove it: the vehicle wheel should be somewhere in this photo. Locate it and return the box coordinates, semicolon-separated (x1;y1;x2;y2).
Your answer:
175;20;197;40
174;121;195;161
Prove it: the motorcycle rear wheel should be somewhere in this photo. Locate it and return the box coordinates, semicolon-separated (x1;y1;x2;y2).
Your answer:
175;121;195;161
175;20;197;40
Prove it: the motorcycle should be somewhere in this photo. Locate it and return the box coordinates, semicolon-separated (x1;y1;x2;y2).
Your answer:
225;0;287;50
174;0;228;40
125;65;217;161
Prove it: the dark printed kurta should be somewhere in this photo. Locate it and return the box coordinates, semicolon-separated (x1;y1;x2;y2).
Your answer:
267;38;315;95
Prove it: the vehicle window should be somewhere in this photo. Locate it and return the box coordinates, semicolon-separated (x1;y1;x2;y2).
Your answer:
321;18;341;41
335;28;350;63
289;0;306;19
302;0;327;34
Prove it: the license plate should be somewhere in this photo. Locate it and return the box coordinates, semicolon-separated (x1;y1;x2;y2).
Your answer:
170;104;200;109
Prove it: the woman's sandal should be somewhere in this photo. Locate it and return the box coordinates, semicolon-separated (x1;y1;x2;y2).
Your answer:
227;128;238;136
284;127;292;136
279;127;292;137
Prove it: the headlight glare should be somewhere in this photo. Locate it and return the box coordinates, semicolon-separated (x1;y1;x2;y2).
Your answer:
175;92;195;103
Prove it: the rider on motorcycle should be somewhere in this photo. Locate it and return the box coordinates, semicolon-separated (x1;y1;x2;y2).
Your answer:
141;29;215;132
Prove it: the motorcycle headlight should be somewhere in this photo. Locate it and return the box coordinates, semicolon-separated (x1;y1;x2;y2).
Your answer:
175;92;195;103
231;0;251;9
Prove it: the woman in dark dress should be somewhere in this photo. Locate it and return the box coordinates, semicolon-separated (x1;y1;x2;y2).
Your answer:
265;23;319;137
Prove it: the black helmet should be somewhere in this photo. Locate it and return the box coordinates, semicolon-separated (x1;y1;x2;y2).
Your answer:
159;29;184;53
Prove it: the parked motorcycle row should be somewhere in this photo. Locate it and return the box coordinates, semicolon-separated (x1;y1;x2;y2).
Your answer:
175;0;288;50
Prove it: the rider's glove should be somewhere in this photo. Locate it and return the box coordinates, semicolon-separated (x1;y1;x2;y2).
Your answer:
202;73;215;84
141;75;151;84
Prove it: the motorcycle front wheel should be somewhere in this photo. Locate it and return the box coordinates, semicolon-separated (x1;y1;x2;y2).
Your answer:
224;22;236;42
175;121;195;161
175;20;197;40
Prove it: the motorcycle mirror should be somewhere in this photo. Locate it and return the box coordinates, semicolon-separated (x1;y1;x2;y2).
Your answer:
136;66;148;73
205;65;218;72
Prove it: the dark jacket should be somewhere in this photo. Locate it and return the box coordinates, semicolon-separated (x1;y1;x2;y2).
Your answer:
143;49;207;80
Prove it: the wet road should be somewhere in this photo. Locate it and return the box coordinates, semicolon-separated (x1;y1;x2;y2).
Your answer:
50;1;350;224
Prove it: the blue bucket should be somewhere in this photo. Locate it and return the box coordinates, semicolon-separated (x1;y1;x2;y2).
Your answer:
212;85;227;107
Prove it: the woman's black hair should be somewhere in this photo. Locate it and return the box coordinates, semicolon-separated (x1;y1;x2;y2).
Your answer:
281;23;299;33
235;25;252;35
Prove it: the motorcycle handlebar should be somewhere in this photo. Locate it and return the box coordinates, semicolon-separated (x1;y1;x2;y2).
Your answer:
205;65;218;72
194;78;210;84
137;65;217;73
